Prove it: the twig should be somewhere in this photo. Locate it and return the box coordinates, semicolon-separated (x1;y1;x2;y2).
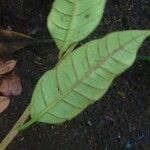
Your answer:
0;105;30;150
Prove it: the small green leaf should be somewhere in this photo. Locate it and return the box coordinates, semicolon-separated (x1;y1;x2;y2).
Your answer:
27;30;149;126
47;0;106;54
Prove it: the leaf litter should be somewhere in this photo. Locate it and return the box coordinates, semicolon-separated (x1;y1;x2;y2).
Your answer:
0;29;32;113
0;29;33;55
0;96;10;113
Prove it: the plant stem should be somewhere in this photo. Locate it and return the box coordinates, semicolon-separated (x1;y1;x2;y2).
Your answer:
0;42;77;150
58;43;77;61
18;117;36;131
0;105;30;150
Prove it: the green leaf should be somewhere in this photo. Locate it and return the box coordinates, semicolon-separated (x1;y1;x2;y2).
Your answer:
29;30;149;126
47;0;106;54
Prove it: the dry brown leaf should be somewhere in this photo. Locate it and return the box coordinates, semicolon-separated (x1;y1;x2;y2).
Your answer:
0;96;10;113
0;60;17;75
0;73;22;96
0;29;33;55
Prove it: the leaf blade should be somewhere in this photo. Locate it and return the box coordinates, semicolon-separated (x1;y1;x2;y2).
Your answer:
0;29;33;55
31;30;150;125
0;96;10;113
0;60;17;75
47;0;106;53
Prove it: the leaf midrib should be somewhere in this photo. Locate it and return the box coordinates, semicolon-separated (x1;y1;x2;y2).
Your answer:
62;0;76;52
33;32;146;122
61;1;103;51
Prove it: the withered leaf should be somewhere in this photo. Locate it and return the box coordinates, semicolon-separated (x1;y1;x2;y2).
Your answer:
0;29;34;55
0;73;22;96
0;60;17;75
0;96;10;113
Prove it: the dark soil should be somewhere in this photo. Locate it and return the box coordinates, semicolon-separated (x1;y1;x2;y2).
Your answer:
0;0;150;150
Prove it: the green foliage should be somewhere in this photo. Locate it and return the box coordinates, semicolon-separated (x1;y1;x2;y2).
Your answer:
30;30;149;125
47;0;106;56
20;0;150;129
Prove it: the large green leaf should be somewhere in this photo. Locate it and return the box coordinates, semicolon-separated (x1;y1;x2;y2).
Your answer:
47;0;106;54
30;30;149;125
